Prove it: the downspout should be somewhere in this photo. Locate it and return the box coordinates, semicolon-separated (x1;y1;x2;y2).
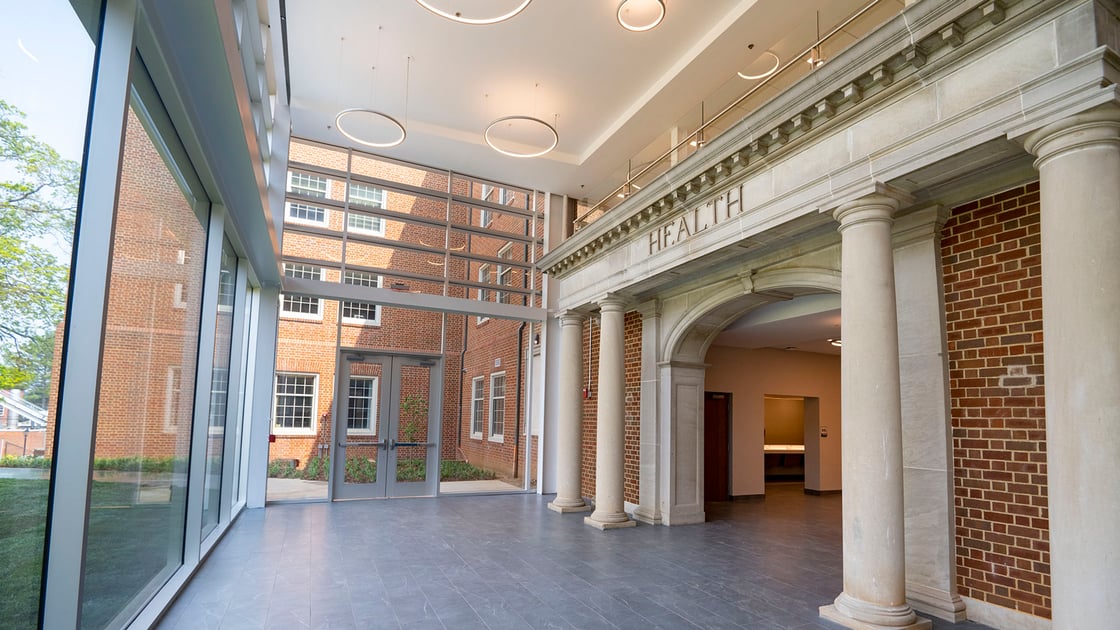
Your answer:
512;320;526;478
456;313;468;456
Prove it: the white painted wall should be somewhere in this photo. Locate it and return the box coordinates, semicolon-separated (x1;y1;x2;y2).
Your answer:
704;346;841;496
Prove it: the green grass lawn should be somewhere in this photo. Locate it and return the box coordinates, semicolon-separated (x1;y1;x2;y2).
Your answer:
0;477;182;629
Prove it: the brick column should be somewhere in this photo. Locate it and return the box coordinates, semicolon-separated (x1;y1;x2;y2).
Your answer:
821;191;931;630
548;310;591;513
1023;107;1120;628
585;295;636;529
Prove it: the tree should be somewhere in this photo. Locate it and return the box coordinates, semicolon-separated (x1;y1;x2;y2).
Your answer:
0;99;78;390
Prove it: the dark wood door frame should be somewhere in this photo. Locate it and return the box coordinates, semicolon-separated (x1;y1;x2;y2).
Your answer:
704;391;732;502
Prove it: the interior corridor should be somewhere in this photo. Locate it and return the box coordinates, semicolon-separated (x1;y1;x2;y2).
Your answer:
157;486;994;629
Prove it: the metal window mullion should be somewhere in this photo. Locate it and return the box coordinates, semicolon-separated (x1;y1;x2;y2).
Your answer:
218;242;250;526
244;285;279;508
41;1;137;628
187;206;225;559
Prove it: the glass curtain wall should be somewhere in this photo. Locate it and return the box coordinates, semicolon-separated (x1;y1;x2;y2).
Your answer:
79;93;210;629
202;237;237;537
0;1;99;628
266;139;543;501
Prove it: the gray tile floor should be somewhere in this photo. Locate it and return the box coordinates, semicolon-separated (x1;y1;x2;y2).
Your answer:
157;483;994;629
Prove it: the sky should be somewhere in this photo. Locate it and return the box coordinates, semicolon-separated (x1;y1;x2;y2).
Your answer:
0;0;96;162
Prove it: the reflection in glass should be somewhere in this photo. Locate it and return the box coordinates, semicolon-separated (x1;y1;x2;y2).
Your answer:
202;238;237;537
79;102;207;629
0;1;97;627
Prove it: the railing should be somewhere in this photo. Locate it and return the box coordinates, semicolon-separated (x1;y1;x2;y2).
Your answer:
574;0;898;230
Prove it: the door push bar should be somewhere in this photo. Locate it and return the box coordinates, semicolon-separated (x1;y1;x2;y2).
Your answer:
388;438;436;450
337;439;387;448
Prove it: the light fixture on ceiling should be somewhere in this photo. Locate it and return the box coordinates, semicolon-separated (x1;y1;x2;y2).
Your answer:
414;0;532;25
829;338;842;347
616;0;665;32
484;115;559;158
738;51;781;80
807;11;826;69
334;32;410;149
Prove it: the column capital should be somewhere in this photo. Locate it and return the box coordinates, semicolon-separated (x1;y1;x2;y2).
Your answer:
834;193;903;231
892;204;949;249
1022;106;1120;169
634;298;661;319
556;309;586;327
596;293;629;313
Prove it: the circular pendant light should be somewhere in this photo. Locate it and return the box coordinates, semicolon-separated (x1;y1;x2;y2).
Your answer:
335;109;407;148
616;0;665;32
484;116;558;158
414;0;532;25
738;51;781;80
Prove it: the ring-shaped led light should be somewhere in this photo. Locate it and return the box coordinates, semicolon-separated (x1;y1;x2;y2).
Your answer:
484;116;558;158
414;0;532;25
738;51;781;80
616;0;665;32
335;109;406;148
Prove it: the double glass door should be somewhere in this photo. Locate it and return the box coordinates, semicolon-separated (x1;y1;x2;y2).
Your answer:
332;353;440;499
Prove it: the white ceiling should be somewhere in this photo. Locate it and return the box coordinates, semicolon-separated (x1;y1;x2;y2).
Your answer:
284;0;875;351
285;0;884;203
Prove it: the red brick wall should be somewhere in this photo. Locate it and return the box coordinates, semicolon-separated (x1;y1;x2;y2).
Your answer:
580;311;641;505
942;182;1050;619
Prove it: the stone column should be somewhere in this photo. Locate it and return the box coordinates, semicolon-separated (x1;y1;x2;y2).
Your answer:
585;294;636;529
634;300;662;525
548;310;591;513
820;192;930;630
1022;108;1120;628
893;207;965;622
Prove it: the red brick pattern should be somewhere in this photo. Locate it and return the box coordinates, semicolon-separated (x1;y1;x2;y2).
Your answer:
580;311;641;505
942;182;1051;618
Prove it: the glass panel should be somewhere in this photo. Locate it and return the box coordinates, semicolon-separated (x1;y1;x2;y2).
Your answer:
0;1;98;627
80;100;206;628
395;364;430;483
201;238;237;537
351;152;449;195
342;361;382;485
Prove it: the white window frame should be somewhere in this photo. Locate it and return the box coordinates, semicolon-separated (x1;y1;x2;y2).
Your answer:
341;270;382;326
272;372;319;436
287;171;330;199
280;263;324;321
347;183;387;237
346;376;379;436
208;366;229;435
163;366;182;433
496;242;513;305
284;201;329;227
489;371;506;443
476;264;491;324
470;376;485;439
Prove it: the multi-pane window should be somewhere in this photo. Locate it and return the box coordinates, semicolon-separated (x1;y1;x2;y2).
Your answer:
288;172;330;198
348;182;386;208
489;372;506;441
285;201;328;226
347;212;384;236
163;366;182;433
341;270;382;325
280;263;324;319
208;367;229;428
496;243;513;305
470;376;485;438
273;373;317;432
217;266;236;311
476;264;491;323
347;376;378;433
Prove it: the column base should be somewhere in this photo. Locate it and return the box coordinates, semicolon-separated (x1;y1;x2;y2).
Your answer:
906;583;966;623
632;507;662;525
584;512;636;530
548;499;592;513
820;592;931;630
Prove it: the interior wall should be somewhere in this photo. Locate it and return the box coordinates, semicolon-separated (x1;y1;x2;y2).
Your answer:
764;397;805;444
704;346;841;496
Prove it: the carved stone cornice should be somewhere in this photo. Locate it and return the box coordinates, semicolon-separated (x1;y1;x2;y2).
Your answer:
539;0;1033;279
